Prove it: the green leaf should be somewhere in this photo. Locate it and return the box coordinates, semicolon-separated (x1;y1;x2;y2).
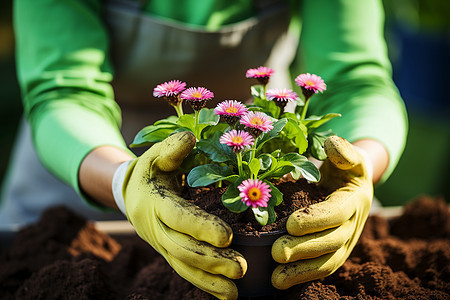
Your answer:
252;207;269;226
196;131;235;163
202;123;229;139
154;115;179;126
258;154;272;171
303;113;341;132
280;112;298;120
223;174;239;183
187;164;234;187
285;118;308;154
281;153;320;182
308;132;331;161
177;114;196;131
256;118;288;150
254;98;280;118
248;158;261;178
130;127;175;147
198;108;220;125
265;160;295;179
222;179;248;213
251;85;265;99
264;181;283;206
271;149;282;157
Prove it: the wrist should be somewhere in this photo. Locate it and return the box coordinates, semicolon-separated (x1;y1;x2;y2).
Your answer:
79;146;134;210
112;160;132;215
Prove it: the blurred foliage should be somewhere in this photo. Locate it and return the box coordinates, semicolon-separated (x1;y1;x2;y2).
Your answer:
377;0;450;205
383;0;450;34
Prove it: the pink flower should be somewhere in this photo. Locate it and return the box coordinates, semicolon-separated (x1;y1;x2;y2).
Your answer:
215;100;248;126
181;87;214;100
246;66;274;85
180;87;214;111
294;73;327;98
246;66;274;79
266;88;300;103
215;100;248;116
238;179;271;208
240;111;274;136
219;130;254;153
153;80;186;98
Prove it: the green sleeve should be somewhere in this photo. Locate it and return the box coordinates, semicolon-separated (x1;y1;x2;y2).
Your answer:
14;0;133;202
295;0;408;184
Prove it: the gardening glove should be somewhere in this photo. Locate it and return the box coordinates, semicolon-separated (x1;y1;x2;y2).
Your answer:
271;135;373;289
112;131;247;300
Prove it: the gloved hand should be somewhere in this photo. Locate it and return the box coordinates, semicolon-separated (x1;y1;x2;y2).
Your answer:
271;135;373;289
112;131;247;300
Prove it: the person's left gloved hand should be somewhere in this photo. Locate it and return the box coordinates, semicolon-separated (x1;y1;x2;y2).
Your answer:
271;136;373;289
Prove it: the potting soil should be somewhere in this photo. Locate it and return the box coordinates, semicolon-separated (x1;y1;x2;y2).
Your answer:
0;195;449;299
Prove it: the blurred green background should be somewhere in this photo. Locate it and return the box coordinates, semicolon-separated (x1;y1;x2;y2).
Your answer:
0;0;449;206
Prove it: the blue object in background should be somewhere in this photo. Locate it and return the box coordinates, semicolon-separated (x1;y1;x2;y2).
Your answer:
393;23;450;115
375;21;450;206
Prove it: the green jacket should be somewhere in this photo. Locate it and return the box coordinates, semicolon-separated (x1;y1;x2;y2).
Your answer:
14;0;408;201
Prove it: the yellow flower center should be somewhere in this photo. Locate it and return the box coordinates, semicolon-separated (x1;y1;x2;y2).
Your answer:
306;80;315;87
226;107;238;113
231;136;243;144
248;187;261;201
192;92;203;98
250;117;264;126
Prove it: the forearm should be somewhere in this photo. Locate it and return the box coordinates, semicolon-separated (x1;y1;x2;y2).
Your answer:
79;146;134;209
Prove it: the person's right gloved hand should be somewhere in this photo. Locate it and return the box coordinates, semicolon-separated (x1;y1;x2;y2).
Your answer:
271;136;373;289
112;131;247;300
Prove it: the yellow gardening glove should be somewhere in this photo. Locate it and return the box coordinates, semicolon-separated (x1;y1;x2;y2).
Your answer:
112;131;247;300
271;136;373;289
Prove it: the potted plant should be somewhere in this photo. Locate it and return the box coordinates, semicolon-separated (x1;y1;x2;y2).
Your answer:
130;67;340;297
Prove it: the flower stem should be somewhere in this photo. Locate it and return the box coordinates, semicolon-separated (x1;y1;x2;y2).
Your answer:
194;110;200;139
300;97;310;122
250;142;257;162
236;152;244;177
173;103;184;118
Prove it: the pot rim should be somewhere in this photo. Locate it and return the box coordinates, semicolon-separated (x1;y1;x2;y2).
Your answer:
232;229;287;246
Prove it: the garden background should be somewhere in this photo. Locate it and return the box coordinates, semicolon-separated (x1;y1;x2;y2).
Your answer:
1;0;449;206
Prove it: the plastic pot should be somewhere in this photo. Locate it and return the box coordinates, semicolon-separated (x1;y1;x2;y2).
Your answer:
231;229;286;298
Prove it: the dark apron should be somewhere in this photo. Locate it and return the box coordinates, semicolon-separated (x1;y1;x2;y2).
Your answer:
105;0;295;144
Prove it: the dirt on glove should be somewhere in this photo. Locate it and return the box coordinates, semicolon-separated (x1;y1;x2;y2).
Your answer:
0;194;449;299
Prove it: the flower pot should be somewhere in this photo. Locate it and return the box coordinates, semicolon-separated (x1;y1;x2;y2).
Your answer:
231;229;286;298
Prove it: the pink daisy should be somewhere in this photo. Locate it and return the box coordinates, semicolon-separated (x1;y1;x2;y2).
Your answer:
294;73;327;99
153;80;186;106
240;111;274;137
238;179;271;208
246;66;274;85
181;87;214;111
215;100;248;116
266;88;300;112
214;100;248;126
219;130;254;153
153;80;186;98
266;88;299;103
